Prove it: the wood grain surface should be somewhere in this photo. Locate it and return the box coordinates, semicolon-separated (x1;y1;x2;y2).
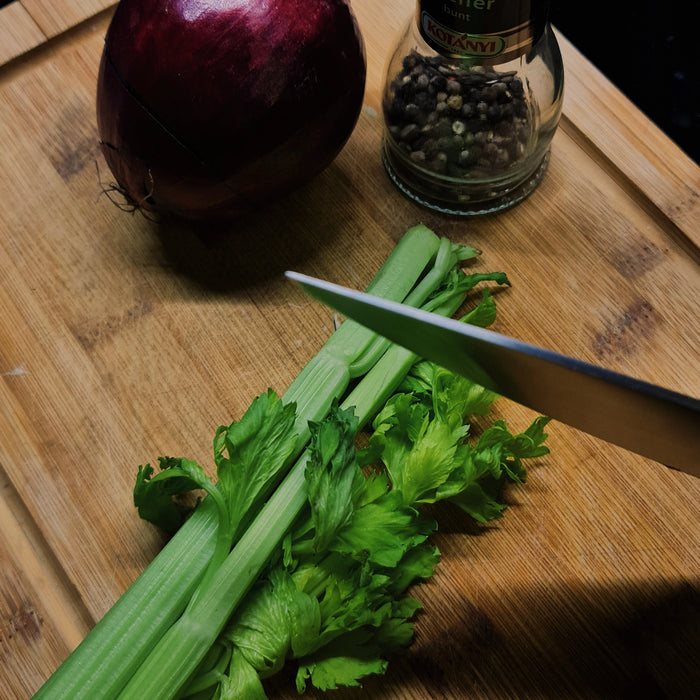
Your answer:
1;1;699;698
0;0;112;64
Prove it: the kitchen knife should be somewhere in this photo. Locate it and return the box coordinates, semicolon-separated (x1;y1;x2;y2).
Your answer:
286;271;700;477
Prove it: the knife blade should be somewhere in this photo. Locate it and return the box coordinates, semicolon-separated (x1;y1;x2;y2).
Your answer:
286;271;700;477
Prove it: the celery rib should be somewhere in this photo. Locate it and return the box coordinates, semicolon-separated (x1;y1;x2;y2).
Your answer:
34;226;443;700
115;267;473;699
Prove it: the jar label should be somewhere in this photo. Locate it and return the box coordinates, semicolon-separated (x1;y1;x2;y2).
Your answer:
418;0;546;61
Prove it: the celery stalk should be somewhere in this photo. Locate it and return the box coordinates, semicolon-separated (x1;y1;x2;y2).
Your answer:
34;226;443;700
116;269;473;700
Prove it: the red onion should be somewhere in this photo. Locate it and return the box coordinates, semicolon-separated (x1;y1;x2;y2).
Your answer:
96;0;366;221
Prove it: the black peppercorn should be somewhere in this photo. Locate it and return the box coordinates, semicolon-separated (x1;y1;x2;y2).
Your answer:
384;51;533;177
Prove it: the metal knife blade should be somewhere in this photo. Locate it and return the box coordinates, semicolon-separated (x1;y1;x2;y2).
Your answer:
286;271;700;477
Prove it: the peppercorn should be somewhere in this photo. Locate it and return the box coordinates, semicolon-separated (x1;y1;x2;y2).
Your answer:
384;50;532;177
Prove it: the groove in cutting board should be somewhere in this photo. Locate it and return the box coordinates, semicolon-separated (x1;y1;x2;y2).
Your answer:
0;3;113;73
0;462;95;650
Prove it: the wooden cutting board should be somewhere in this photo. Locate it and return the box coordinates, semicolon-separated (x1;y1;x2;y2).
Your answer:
1;1;699;697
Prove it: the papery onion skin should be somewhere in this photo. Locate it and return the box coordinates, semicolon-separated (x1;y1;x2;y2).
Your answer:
96;0;367;221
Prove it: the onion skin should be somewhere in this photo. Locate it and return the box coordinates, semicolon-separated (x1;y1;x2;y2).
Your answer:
96;0;366;221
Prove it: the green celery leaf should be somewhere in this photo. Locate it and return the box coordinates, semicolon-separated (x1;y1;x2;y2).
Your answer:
435;368;498;422
225;567;320;679
385;542;441;596
316;573;394;644
474;417;551;483
356;469;392;508
289;554;412;656
398;363;497;423
368;361;550;524
215;390;300;539
332;490;436;568
304;404;365;553
435;439;506;503
219;648;268;700
425;269;510;317
133;457;211;533
368;392;469;506
452;242;481;261
296;644;387;693
443;417;551;521
461;288;499;328
280;568;322;659
449;481;508;523
225;581;290;677
295;601;423;693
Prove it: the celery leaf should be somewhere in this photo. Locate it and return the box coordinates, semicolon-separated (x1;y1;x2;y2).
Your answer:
214;389;300;539
133;457;212;533
304;403;365;553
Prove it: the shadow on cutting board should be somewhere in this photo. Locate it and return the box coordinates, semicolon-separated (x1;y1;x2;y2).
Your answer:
263;579;699;699
405;580;700;700
145;169;350;296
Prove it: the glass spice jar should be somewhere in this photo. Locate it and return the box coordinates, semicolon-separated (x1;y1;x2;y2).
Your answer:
381;0;564;215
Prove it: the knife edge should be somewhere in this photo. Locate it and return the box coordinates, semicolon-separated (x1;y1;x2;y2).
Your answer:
286;271;700;477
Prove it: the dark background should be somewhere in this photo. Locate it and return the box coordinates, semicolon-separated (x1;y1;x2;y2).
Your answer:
550;1;698;164
1;0;697;163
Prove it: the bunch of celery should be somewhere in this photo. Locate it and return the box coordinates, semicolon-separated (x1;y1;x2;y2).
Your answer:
178;365;549;699
36;225;545;699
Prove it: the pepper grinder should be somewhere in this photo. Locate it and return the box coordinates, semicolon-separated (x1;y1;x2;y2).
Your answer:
382;0;564;215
